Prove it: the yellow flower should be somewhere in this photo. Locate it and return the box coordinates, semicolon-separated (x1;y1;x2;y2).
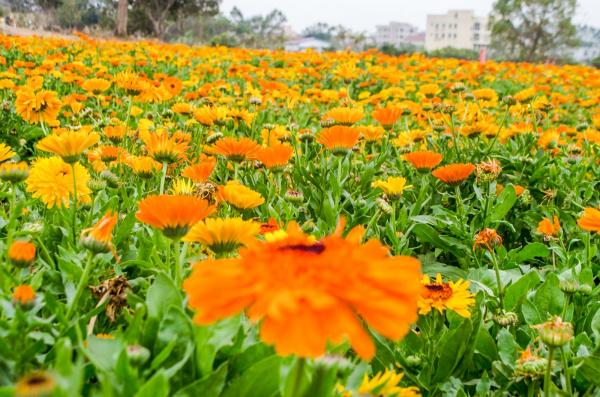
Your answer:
357;369;421;397
0;143;16;163
418;274;474;318
218;180;264;209
170;178;196;195
37;130;100;163
372;176;412;198
15;88;61;124
184;217;260;254
26;157;91;208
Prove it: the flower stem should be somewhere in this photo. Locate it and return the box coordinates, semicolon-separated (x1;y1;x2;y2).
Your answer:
66;253;94;319
173;239;181;286
561;348;571;395
159;162;167;194
6;186;17;256
490;249;504;309
544;347;555;397
70;163;78;245
290;358;306;397
454;185;465;226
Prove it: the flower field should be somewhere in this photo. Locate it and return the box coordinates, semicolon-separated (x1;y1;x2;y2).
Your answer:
1;32;600;396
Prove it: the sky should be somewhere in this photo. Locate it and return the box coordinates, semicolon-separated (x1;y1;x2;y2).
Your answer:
220;0;600;33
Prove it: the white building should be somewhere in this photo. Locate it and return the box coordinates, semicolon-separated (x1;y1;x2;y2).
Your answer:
373;22;420;48
284;37;331;52
425;10;490;52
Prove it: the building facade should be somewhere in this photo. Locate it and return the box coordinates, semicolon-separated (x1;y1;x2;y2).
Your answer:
425;10;490;52
373;22;420;48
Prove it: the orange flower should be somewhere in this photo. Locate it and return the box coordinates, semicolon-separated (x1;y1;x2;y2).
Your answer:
183;220;421;360
323;107;364;126
136;195;215;239
432;163;475;185
403;151;443;171
80;211;119;255
537;216;560;238
8;241;36;267
15;88;61;124
473;228;503;251
140;130;189;164
205;137;260;162
255;143;294;170
162;76;182;97
577;207;600;233
317;126;360;155
103;125;127;143
13;285;36;306
181;155;217;182
372;106;403;129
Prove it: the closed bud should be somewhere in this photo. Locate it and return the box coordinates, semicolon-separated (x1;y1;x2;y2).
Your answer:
502;95;516;106
578;284;592;295
88;178;107;192
206;132;223;144
559;279;579;294
493;311;519;327
464;92;475;101
127;344;151;367
405;355;422;368
375;197;392;215
100;170;119;188
284;189;304;204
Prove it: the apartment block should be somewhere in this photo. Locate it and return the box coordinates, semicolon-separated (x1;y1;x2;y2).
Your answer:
425;10;490;52
373;22;420;48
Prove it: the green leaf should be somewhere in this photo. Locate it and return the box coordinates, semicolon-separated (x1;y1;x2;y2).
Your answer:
134;370;169;397
434;318;473;382
146;273;182;320
412;223;464;258
579;355;600;386
221;355;282;397
497;328;517;365
508;243;549;264
504;271;541;311
174;363;228;397
491;184;517;222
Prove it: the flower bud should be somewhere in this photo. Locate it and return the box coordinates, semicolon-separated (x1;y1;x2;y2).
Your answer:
284;189;304;204
578;284;592;295
559;279;579;294
375;197;392;215
12;285;36;310
100;170;119;188
502;95;516;106
8;241;36;268
127;344;151;367
206;132;223;144
405;355;422;368
493;311;519;327
533;317;573;348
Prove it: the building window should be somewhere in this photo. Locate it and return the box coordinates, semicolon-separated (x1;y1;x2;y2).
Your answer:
474;22;480;30
474;33;480;41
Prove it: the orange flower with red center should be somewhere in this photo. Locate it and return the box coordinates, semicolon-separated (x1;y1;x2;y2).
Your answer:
136;195;215;239
80;211;119;256
432;163;475;185
316;126;360;155
537;216;560;239
473;228;503;251
403;151;443;171
372;106;403;129
181;155;217;182
255;143;294;170
206;137;261;162
578;207;600;233
183;220;422;360
8;241;36;267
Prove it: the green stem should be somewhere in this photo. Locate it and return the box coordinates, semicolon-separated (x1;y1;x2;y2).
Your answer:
482;181;491;228
561;294;571;320
585;232;592;267
454;185;465;227
544;347;554;397
173;239;181;286
6;186;17;256
66;253;94;319
490;250;504;309
71;163;78;246
159;162;168;195
290;358;306;397
561;348;571;395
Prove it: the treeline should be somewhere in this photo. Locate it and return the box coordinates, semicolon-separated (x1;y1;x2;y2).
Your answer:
4;0;292;48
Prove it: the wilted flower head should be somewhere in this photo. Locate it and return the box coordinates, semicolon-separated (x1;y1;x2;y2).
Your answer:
473;228;503;251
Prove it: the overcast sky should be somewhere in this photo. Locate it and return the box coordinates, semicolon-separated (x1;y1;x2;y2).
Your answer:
220;0;600;33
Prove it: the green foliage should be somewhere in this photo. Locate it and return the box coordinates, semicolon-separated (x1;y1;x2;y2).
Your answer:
490;0;580;62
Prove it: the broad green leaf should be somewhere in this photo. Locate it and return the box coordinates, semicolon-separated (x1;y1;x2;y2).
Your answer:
134;370;169;397
221;355;282;397
174;363;228;397
504;271;541;311
491;184;517;222
497;328;517;365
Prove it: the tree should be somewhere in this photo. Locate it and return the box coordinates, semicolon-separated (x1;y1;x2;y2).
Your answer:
490;0;580;62
115;0;127;36
302;22;335;41
227;7;287;48
131;0;220;39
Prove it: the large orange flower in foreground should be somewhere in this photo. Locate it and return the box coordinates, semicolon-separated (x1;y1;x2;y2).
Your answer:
183;220;422;360
15;88;61;124
136;195;215;239
432;163;475;185
577;207;600;233
37;130;100;163
372;106;403;129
